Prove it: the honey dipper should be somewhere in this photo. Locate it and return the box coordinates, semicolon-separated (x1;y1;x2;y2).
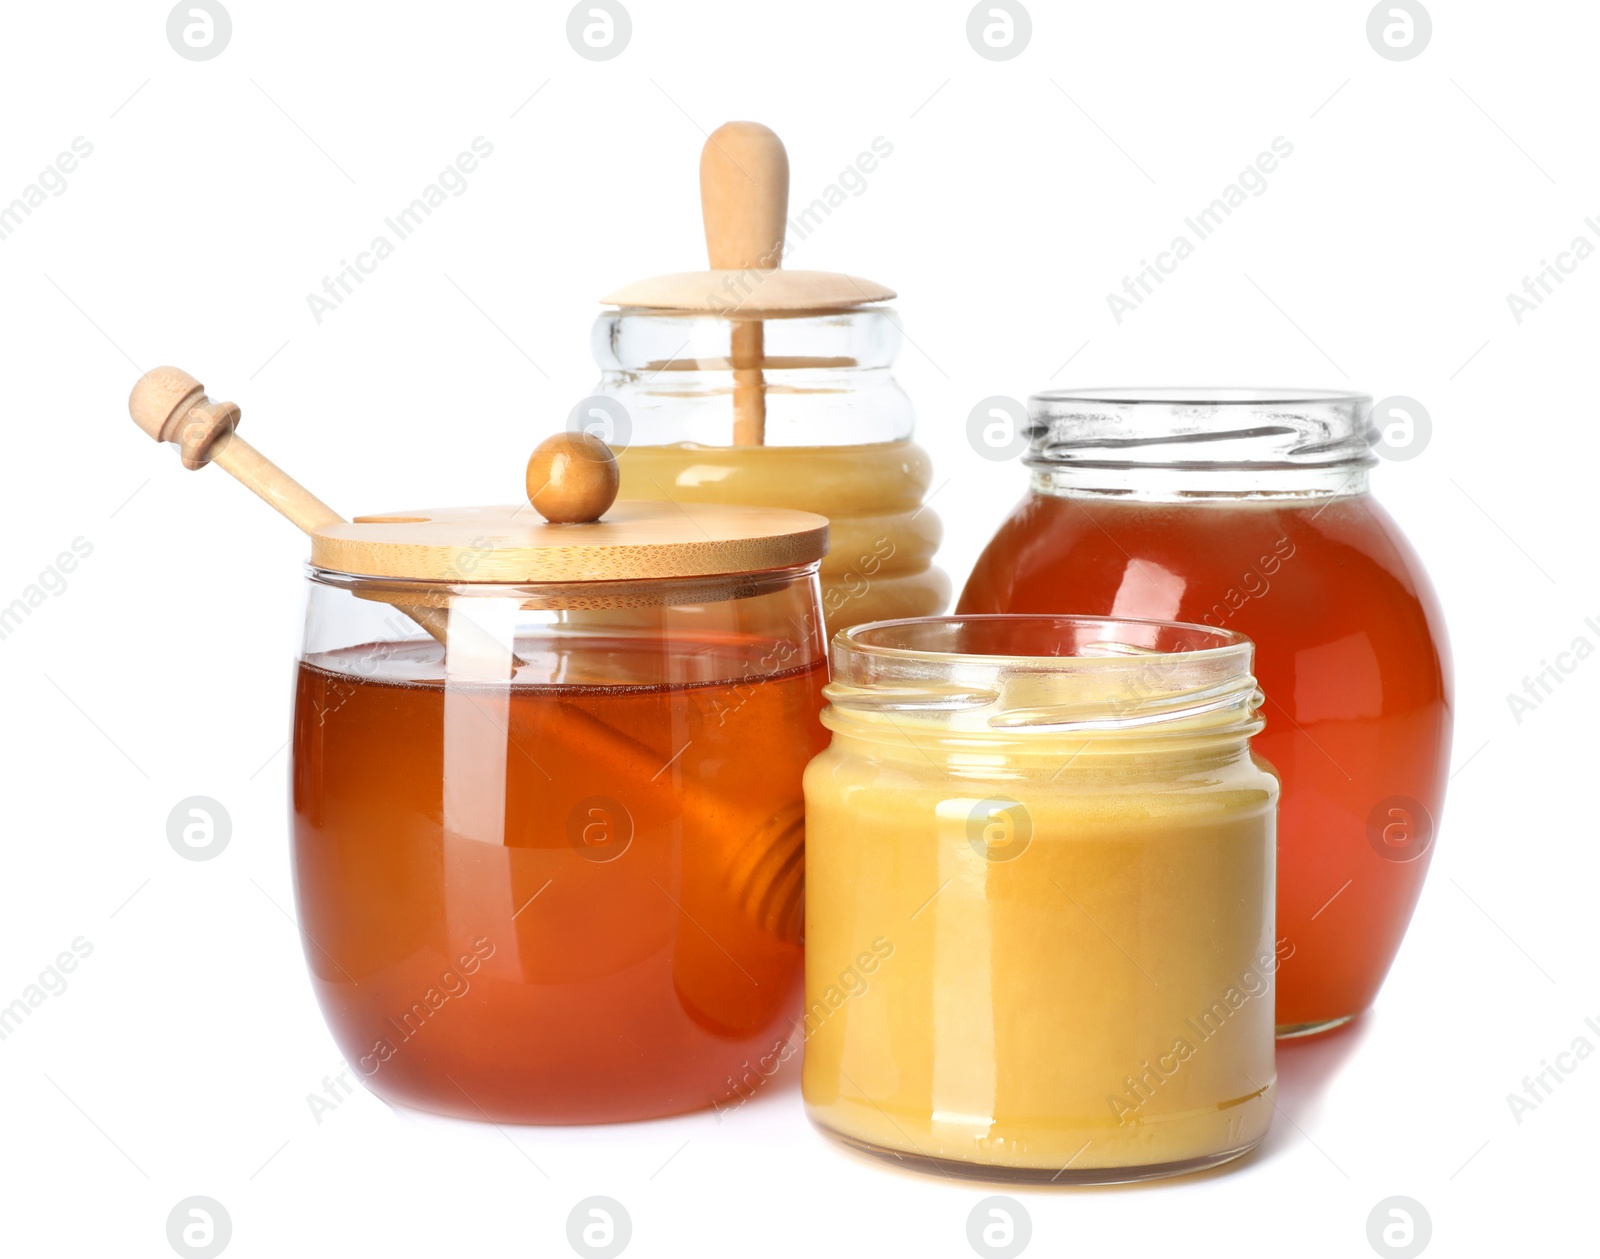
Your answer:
603;121;894;446
128;367;467;653
701;121;787;446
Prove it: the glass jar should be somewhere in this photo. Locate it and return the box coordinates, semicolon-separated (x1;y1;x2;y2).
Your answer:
958;388;1452;1037
590;306;950;632
291;505;829;1123
802;615;1279;1183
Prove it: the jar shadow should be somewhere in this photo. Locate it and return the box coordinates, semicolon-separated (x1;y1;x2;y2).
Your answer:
1250;1012;1373;1166
373;1041;808;1134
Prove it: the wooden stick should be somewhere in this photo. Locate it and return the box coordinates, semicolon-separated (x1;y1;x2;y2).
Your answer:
212;439;343;533
128;366;337;521
127;366;458;652
730;321;766;445
701;122;788;447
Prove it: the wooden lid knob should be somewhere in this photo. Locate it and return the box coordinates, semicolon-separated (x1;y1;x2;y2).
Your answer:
128;366;240;470
526;433;620;524
701;121;789;272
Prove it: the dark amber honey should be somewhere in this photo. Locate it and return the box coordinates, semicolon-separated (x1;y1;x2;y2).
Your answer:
291;635;827;1123
960;492;1451;1033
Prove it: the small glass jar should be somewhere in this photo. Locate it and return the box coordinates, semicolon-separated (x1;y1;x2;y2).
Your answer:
802;615;1279;1183
590;306;950;632
958;389;1452;1037
291;504;829;1124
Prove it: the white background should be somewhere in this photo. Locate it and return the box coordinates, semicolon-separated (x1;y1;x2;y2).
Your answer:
0;1;1594;1256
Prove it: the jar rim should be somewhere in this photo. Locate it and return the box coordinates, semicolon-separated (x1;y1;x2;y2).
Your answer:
1023;385;1378;497
1033;385;1370;407
597;304;899;322
838;614;1250;668
306;562;817;611
826;615;1262;737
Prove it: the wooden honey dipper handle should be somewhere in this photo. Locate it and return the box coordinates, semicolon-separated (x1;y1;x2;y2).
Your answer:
128;367;457;653
128;367;343;532
701;121;789;271
128;368;544;673
701;123;786;447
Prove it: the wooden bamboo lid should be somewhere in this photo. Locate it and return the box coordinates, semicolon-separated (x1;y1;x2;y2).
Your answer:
126;372;826;585
310;502;829;583
602;121;895;315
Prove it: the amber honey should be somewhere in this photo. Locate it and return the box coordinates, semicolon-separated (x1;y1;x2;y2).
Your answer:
960;493;1451;1033
291;635;827;1124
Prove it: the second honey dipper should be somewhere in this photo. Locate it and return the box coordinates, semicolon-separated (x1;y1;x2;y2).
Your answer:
595;120;951;634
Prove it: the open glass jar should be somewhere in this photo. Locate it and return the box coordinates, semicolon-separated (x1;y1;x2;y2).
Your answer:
290;503;829;1123
959;389;1452;1037
802;615;1279;1183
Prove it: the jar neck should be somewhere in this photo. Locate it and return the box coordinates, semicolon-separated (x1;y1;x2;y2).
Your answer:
1028;463;1371;502
1024;387;1377;502
300;563;827;686
822;616;1264;755
821;709;1259;766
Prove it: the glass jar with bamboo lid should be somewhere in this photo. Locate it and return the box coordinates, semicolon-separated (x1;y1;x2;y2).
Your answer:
588;121;950;635
128;368;831;1124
